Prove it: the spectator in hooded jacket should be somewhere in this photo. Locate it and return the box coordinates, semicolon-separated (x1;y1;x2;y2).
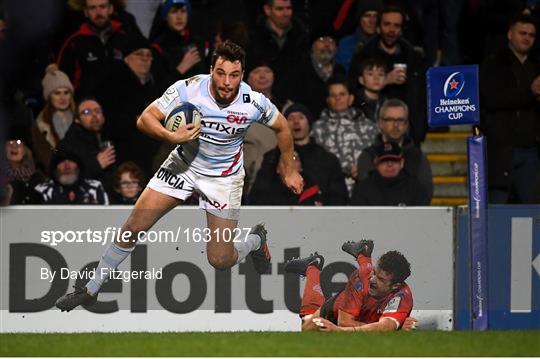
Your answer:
34;150;109;205
336;0;382;72
152;0;206;84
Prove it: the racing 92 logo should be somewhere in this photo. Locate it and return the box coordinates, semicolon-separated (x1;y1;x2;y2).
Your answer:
443;72;466;98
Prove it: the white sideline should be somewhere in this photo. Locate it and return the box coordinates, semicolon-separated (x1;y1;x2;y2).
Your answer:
0;309;452;332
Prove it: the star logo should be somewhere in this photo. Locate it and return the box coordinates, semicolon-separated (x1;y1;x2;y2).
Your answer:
443;72;465;98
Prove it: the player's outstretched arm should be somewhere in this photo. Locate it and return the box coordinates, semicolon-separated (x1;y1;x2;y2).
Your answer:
137;104;201;144
312;316;399;332
337;310;367;328
269;113;304;194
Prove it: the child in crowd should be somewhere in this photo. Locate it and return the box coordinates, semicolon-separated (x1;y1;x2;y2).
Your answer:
110;161;145;204
354;58;387;123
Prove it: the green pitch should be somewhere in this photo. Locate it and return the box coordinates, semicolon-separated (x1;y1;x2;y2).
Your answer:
1;331;539;356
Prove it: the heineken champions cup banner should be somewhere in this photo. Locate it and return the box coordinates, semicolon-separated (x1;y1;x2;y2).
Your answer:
427;65;480;127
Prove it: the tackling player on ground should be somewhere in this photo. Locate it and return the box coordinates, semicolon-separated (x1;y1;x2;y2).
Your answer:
56;41;304;311
285;239;417;331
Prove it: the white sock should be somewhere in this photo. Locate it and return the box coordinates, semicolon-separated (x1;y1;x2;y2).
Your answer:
234;233;261;264
85;242;134;295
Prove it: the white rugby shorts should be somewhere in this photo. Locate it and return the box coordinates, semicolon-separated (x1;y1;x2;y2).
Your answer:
147;150;244;220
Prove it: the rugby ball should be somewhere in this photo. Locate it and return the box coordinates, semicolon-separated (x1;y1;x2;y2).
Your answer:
163;102;202;132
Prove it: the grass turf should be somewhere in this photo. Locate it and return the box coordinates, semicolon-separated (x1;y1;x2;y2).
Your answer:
1;331;539;356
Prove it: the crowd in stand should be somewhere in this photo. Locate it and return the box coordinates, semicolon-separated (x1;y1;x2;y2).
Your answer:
2;0;540;206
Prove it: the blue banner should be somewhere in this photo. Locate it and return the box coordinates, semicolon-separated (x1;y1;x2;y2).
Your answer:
467;135;488;330
427;65;480;127
456;205;540;330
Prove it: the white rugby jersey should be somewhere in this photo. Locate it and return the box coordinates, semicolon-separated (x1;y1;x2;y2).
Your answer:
153;74;279;177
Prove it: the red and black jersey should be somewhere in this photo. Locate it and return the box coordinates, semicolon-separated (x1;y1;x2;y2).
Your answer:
325;258;413;329
56;20;134;95
332;275;413;329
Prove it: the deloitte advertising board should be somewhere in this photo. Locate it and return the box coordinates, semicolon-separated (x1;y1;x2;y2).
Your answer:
427;65;479;127
1;206;453;332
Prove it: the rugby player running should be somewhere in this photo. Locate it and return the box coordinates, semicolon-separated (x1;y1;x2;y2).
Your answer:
56;41;304;311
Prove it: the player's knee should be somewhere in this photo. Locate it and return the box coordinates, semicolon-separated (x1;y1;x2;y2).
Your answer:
207;253;233;270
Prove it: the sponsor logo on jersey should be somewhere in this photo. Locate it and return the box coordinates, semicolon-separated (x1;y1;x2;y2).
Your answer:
354;279;363;292
383;296;401;313
243;94;251;103
156;168;185;190
201;120;246;135
161;86;178;107
250;100;270;124
226;114;248;124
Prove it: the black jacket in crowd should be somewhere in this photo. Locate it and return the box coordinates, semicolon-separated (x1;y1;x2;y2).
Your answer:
57;123;113;188
249;140;349;205
290;55;346;118
57;20;139;96
351;170;430;206
356;134;433;201
152;27;207;85
248;16;310;101
98;63;162;178
33;151;109;205
480;46;540;189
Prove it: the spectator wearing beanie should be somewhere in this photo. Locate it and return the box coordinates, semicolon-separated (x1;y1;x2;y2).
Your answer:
31;64;76;174
151;0;206;84
351;141;429;206
249;103;349;205
336;0;382;72
243;58;292;198
34;150;109;205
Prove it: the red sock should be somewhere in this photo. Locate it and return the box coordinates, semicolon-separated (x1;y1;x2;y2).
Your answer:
356;255;373;293
300;266;325;316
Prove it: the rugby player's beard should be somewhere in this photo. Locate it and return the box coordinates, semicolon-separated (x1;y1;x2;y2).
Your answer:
211;81;239;106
